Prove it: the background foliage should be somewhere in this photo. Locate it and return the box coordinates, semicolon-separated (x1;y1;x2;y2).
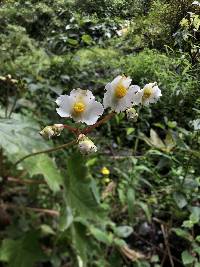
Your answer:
0;0;200;266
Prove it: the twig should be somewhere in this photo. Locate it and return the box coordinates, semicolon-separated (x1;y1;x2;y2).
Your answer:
82;112;115;134
132;232;182;264
2;203;59;217
14;139;77;166
161;224;174;267
63;124;79;134
6;176;45;185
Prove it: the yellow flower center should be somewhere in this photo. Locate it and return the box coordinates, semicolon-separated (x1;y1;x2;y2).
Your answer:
142;87;152;101
115;82;127;98
73;102;85;114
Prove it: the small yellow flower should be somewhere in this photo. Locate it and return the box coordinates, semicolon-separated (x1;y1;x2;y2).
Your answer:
101;167;110;176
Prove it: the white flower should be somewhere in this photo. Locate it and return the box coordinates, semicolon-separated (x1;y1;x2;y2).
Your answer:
135;82;162;106
126;108;138;122
103;75;140;113
78;134;97;154
192;1;200;6
56;89;104;125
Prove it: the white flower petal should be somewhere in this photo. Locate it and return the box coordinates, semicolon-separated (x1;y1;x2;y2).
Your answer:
103;87;115;109
129;85;140;93
56;95;73;117
121;77;132;88
109;75;123;88
82;100;104;125
70;88;95;103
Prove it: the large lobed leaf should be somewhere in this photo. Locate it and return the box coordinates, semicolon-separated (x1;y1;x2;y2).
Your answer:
0;111;63;191
0;231;46;267
65;152;106;220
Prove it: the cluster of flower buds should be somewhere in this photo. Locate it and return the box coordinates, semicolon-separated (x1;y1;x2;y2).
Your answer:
77;134;97;154
126;108;138;122
0;74;18;84
40;124;64;139
41;75;162;154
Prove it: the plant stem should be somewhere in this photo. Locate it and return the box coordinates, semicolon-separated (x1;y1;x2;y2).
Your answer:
82;112;115;134
14;139;77;166
15;113;115;166
181;132;198;185
133;106;141;155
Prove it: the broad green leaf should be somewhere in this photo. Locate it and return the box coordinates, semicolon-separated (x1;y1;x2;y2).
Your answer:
181;250;195;265
22;154;63;192
0;112;63;192
65;152;106;220
59;205;73;231
0;232;46;267
72;222;88;267
0;113;49;162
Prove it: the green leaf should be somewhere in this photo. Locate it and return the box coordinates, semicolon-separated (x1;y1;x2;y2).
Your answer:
0;232;46;267
67;38;78;45
65;152;106;220
126;127;135;135
172;228;193;241
40;224;55;236
22;154;63;192
173;192;187;209
181;250;195;265
72;222;88;267
137;201;151;223
127;187;135;221
81;34;93;45
0;112;63;192
114;226;133;238
59;205;73;231
90;226;113;245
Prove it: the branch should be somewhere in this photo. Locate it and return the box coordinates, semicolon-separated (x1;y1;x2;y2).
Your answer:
2;203;59;217
6;176;45;185
82;112;115;134
14;139;77;166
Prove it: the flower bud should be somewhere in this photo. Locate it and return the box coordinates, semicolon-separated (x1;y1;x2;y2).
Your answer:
52;124;64;136
78;134;97;154
40;124;64;139
126;108;138;122
101;167;110;176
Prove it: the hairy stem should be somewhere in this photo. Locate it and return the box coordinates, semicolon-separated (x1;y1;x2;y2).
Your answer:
82;112;115;134
14;139;77;166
